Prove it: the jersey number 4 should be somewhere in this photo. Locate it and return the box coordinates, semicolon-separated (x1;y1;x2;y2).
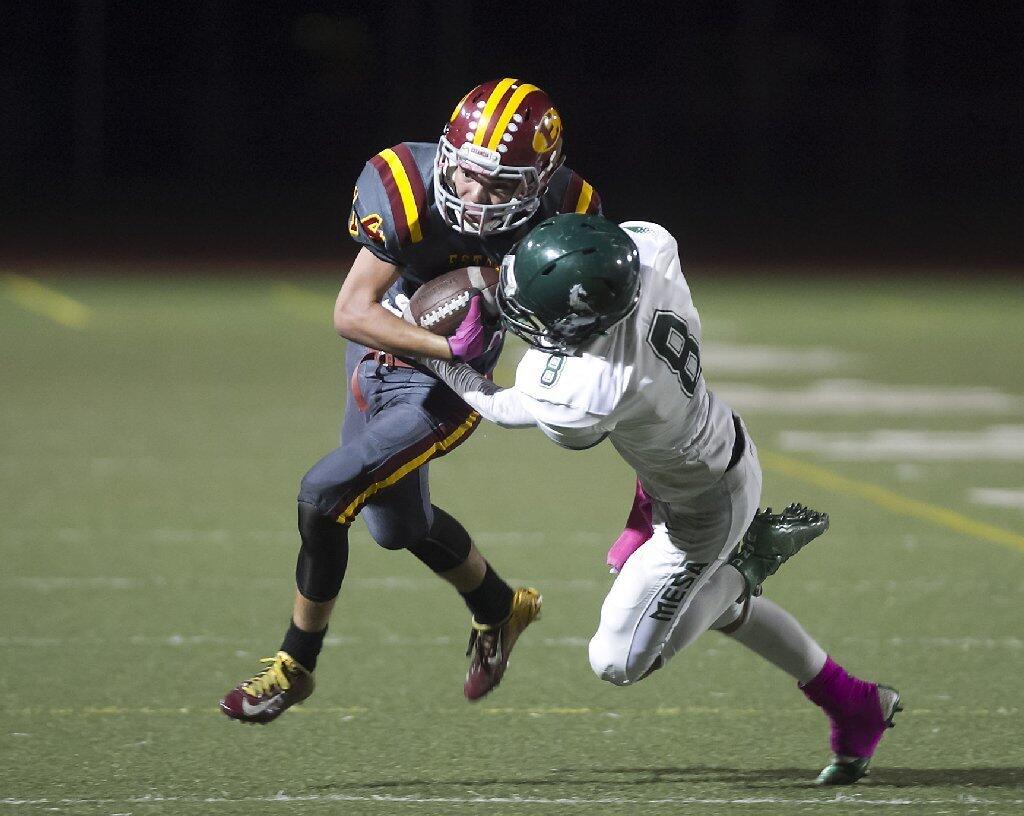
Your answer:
647;310;701;397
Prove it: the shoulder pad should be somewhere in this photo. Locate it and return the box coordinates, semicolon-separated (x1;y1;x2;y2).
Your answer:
557;169;602;216
348;142;433;262
619;221;678;263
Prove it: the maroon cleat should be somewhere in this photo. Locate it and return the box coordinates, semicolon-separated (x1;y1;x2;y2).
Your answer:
219;651;315;724
464;587;542;701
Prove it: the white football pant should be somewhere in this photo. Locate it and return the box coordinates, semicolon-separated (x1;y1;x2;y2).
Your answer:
589;427;762;685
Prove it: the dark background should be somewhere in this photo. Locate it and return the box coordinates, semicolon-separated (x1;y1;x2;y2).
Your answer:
2;1;1021;267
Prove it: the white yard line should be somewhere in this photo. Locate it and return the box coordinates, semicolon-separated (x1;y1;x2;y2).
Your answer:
0;529;599;547
702;343;853;374
1;793;1022;808
970;488;1024;510
779;426;1024;460
3;704;1019;718
4;635;1021;651
1;576;605;592
717;380;1021;414
4;573;1011;595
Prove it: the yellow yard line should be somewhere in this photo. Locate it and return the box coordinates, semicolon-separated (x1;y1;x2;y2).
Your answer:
2;274;92;328
760;449;1024;554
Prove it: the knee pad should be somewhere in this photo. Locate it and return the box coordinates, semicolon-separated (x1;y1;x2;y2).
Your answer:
590;629;662;687
588;633;632;686
297;464;336;516
295;500;349;602
405;505;473;573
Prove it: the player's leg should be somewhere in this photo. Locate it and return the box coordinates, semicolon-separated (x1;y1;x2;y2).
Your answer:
359;425;540;701
218;344;378;724
589;497;755;683
387;368;541;700
216;489;351;724
218;425;375;724
589;527;737;685
277;342;376;675
590;427;764;684
361;467;522;629
710;428;900;784
590;418;830;683
713;595;824;680
219;346;414;722
344;359;539;700
714;595;901;784
286;399;447;653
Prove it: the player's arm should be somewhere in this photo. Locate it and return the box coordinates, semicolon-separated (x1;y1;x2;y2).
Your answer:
424;359;537;427
424;358;608;449
333;248;454;361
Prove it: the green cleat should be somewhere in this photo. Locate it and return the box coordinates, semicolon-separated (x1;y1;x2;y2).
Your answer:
816;757;872;785
729;503;829;597
815;685;903;785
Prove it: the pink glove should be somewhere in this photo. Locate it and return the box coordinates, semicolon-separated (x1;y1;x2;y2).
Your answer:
447;292;500;362
606;479;653;573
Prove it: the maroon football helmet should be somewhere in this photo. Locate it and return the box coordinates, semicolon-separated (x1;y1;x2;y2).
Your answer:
434;78;565;235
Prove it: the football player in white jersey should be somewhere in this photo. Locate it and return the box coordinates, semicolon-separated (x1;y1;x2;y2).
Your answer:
424;213;901;785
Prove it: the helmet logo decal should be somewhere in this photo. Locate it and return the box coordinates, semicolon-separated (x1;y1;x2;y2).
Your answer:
533;107;562;154
568;283;595;314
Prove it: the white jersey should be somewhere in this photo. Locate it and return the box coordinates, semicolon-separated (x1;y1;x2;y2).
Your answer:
430;221;738;504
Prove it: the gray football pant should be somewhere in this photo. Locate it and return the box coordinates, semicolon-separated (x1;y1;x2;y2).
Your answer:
293;343;480;600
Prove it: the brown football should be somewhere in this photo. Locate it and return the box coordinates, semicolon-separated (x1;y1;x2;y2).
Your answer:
406;266;500;336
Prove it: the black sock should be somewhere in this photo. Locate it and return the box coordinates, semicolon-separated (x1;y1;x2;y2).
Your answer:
280;620;328;672
460;563;515;626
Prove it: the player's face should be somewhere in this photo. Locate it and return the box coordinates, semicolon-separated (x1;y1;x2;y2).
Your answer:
439;156;533;235
452;165;520;207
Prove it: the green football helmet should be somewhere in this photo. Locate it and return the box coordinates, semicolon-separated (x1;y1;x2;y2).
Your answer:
497;213;641;352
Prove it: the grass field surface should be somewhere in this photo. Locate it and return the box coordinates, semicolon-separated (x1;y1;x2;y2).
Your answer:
2;269;1022;815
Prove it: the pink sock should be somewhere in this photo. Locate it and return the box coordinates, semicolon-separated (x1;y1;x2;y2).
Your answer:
606;480;653;573
800;656;886;757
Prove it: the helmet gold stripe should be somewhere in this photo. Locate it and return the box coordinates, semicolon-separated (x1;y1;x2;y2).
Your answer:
472;77;518;147
485;83;541;152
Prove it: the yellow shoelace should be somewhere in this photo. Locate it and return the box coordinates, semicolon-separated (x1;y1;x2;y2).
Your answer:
241;652;295;696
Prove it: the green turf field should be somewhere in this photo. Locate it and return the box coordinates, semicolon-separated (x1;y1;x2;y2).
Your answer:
2;269;1023;815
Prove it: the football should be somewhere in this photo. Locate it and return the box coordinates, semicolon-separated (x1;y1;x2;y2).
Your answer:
406;266;500;336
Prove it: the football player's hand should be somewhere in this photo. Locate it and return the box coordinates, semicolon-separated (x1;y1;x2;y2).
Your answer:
447;292;502;362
